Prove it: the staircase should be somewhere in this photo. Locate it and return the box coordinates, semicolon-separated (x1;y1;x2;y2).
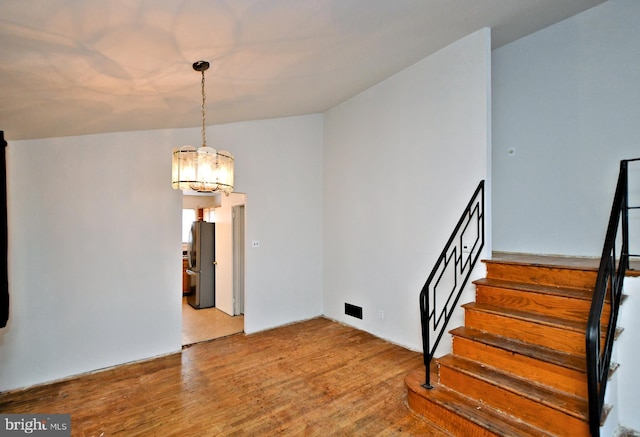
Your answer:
406;253;615;437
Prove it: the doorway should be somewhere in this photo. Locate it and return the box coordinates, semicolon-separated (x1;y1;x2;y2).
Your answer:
181;192;246;346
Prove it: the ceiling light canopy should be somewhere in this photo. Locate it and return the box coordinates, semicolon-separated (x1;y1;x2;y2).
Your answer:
172;61;234;194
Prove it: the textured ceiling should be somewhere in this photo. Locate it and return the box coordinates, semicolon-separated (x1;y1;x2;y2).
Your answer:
0;0;606;141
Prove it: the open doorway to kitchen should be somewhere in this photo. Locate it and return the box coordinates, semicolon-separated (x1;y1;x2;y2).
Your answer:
181;192;246;346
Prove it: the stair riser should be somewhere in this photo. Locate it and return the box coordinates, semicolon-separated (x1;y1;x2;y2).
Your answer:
406;388;498;437
438;365;590;436
406;370;546;436
475;285;604;323
486;263;597;289
452;336;587;398
465;309;585;355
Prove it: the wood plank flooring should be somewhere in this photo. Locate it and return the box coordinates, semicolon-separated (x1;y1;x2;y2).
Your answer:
0;318;445;436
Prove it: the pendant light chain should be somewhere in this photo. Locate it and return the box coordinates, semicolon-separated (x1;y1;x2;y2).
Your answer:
200;68;206;147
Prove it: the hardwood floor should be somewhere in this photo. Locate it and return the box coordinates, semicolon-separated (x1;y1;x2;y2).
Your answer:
0;318;446;436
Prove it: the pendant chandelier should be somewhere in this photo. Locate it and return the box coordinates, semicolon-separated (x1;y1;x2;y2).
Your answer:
172;61;234;194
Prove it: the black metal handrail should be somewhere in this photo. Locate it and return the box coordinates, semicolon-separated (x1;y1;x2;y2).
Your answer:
586;158;639;437
419;180;485;388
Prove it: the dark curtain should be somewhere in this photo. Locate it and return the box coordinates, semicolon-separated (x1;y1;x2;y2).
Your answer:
1;131;7;328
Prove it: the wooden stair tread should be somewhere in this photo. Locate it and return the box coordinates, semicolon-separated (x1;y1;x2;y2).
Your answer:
490;251;640;276
474;278;626;306
405;369;553;437
487;252;600;271
450;326;586;373
483;253;599;289
463;302;586;333
437;355;588;421
473;277;593;299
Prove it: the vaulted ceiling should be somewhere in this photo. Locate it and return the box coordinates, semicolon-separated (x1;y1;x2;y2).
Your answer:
0;0;606;141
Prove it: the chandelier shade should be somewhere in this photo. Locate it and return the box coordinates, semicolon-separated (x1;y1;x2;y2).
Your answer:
171;60;235;194
171;145;197;191
172;147;234;194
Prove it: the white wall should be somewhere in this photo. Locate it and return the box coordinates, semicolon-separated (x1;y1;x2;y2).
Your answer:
2;130;183;391
492;0;640;257
205;115;324;333
0;114;323;391
322;28;491;351
492;0;640;432
617;276;640;432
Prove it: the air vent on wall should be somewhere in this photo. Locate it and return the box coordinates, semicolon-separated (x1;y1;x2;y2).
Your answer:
345;303;363;320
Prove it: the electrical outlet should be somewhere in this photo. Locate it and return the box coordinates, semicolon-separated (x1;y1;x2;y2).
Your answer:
252;240;260;248
378;309;384;319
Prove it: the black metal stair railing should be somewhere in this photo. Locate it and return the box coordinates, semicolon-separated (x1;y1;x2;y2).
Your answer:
419;180;485;389
587;158;639;437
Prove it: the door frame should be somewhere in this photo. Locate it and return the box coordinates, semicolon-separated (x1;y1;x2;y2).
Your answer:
232;204;245;316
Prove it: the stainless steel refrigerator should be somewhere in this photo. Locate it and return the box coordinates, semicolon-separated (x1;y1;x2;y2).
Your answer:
186;220;215;309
